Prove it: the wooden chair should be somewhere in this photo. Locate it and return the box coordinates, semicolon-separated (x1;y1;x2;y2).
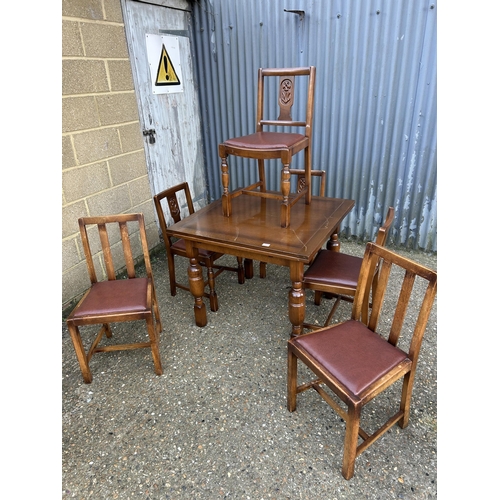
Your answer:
290;168;326;198
153;182;245;312
219;66;316;228
257;168;326;279
288;242;437;479
66;213;163;384
302;207;395;330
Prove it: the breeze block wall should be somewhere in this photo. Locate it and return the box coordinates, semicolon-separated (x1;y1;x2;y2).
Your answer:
62;0;160;312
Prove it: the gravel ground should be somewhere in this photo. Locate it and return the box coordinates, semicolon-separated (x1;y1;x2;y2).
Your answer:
62;239;437;499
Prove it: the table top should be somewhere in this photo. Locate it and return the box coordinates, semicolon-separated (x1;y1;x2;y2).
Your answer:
166;194;355;264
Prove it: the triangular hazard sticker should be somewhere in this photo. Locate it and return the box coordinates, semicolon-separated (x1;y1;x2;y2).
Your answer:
155;44;181;86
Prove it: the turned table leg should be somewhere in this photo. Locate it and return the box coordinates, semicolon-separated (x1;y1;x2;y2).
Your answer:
326;225;341;252
324;226;341;300
185;241;207;327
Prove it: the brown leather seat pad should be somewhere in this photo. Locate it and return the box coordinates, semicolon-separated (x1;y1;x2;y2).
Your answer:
292;320;408;396
71;278;149;318
303;250;362;288
224;131;305;149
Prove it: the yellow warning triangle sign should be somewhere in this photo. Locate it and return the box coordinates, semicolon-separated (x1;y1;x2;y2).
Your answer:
155;44;181;86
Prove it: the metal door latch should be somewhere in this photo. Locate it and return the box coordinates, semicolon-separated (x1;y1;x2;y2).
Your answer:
143;129;156;144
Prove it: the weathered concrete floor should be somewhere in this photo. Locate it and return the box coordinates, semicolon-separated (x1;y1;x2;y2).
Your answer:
62;239;437;499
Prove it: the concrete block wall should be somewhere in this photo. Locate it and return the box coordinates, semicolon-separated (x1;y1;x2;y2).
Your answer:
62;0;160;312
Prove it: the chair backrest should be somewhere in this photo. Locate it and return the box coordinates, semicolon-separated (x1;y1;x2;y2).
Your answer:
256;67;316;138
290;168;326;196
353;242;437;360
153;182;195;248
374;207;395;246
351;206;395;323
78;213;153;285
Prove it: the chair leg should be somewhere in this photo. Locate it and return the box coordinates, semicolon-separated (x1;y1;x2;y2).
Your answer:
258;159;266;191
103;323;112;338
342;403;361;480
323;296;342;327
167;253;177;296
146;315;163;376
304;145;312;205
206;265;219;312
361;276;377;324
221;153;232;217
240;257;249;282
67;323;93;384
287;349;298;412
152;289;163;333
314;290;322;306
399;371;416;429
259;261;266;279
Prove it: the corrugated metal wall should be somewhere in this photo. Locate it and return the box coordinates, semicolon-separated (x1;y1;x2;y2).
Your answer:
190;0;437;251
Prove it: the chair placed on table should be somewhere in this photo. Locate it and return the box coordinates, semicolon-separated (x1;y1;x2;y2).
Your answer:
302;207;395;330
154;182;245;312
219;66;316;228
257;168;326;279
288;242;437;479
66;213;163;384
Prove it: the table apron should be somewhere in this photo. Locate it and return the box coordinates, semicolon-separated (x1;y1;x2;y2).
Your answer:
168;236;310;268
